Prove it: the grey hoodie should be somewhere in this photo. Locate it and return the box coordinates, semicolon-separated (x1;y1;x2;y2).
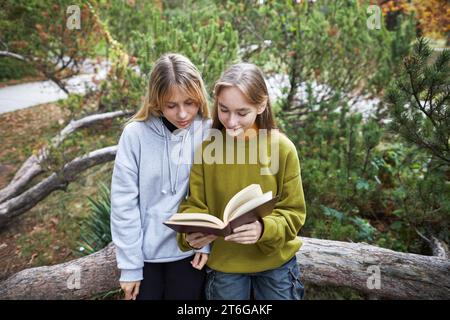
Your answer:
111;115;212;282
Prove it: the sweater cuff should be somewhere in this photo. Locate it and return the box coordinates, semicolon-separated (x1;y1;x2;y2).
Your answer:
178;233;193;252
120;268;143;282
258;216;278;244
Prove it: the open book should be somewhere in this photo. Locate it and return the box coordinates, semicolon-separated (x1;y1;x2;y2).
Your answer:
163;184;279;236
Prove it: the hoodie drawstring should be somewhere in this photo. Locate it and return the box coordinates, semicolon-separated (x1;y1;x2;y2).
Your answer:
173;133;187;194
160;121;168;195
160;119;190;195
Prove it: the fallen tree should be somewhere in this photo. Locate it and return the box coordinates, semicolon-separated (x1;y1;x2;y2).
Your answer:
0;242;119;300
1;237;448;300
0;146;117;227
0;110;131;204
299;237;449;299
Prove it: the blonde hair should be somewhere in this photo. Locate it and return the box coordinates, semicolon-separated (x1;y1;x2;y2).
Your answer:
128;53;209;124
212;63;276;130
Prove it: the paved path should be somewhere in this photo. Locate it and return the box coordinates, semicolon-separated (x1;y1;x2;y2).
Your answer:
0;61;109;114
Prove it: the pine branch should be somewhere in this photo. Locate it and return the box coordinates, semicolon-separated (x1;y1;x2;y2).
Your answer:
387;37;449;165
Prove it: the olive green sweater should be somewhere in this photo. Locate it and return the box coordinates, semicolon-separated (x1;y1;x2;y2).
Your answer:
177;130;306;273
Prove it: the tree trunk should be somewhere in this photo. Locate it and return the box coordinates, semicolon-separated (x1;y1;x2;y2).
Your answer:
430;236;449;259
1;237;448;300
0;243;119;299
298;237;449;299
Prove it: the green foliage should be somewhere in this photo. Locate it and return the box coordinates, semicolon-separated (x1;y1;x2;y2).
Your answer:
218;0;415;101
384;37;450;249
0;57;37;81
279;88;381;243
279;73;447;252
386;37;450;165
321;206;377;242
96;0;239;113
58;93;85;120
0;0;100;82
77;183;111;255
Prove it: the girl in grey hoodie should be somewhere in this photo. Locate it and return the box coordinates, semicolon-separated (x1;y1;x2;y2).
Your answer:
111;53;212;300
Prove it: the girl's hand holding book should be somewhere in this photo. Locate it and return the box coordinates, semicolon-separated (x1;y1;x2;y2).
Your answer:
224;220;263;244
186;232;217;249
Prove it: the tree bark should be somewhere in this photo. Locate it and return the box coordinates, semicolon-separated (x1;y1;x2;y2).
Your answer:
0;146;117;227
0;243;119;299
0;51;27;61
297;237;450;300
0;110;131;204
1;237;448;300
430;236;449;259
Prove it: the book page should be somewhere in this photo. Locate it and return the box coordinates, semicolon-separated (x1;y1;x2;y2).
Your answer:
223;184;263;224
169;213;225;227
228;191;273;222
165;220;225;229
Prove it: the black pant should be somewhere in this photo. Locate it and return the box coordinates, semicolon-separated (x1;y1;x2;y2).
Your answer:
136;255;206;300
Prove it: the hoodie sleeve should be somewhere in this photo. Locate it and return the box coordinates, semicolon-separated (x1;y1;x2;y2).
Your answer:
110;124;144;282
194;244;211;254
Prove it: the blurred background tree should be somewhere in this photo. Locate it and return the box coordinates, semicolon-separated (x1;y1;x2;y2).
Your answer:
0;0;100;91
377;0;449;45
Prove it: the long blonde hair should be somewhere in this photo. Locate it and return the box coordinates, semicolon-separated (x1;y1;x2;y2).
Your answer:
212;63;276;130
128;53;209;124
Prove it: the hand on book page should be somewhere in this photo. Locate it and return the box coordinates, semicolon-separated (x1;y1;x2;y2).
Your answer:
163;184;279;237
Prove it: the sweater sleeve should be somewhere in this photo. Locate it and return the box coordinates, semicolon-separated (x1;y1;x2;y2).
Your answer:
256;148;306;256
177;146;210;252
110;126;144;282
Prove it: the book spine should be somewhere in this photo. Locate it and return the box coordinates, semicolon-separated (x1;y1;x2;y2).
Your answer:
223;224;233;237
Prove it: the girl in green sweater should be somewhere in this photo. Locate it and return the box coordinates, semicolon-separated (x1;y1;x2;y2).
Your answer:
177;63;306;300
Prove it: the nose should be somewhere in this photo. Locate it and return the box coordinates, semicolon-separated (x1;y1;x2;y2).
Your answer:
227;114;239;128
177;106;187;120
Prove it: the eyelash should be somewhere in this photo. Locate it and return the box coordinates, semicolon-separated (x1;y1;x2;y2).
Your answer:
167;101;194;109
220;109;248;117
